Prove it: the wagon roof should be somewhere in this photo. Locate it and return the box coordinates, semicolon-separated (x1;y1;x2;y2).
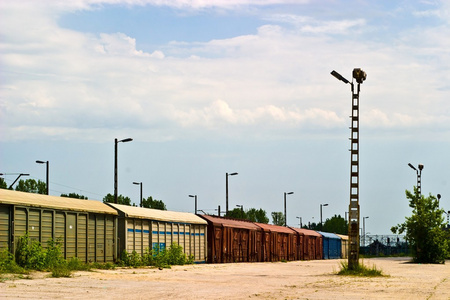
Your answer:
0;189;118;215
289;227;322;237
107;203;207;224
199;215;260;229
335;234;349;240
255;223;295;234
316;231;341;239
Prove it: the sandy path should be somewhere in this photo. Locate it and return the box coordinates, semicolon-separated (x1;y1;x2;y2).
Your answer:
1;257;449;299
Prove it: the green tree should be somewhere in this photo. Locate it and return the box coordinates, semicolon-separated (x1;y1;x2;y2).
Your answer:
306;222;319;230
15;179;47;194
391;188;448;263
142;196;167;210
225;207;247;219
246;208;269;224
323;214;348;234
0;177;7;189
61;193;87;199
103;193;131;205
271;212;285;226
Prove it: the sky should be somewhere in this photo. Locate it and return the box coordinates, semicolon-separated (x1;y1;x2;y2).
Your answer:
1;0;449;235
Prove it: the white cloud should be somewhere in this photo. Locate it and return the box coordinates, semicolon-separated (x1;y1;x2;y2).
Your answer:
1;0;449;143
172;99;344;129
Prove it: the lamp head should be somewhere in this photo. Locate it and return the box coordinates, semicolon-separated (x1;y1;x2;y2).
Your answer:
418;164;424;171
352;68;367;84
189;195;196;198
437;194;441;200
408;163;417;171
331;70;350;84
229;172;238;176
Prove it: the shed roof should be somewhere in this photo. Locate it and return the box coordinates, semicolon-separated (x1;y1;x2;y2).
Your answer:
107;203;207;224
255;223;295;234
289;227;322;237
316;231;341;239
0;189;117;215
199;215;260;230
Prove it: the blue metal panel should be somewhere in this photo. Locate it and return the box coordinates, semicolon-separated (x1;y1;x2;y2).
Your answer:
317;231;342;259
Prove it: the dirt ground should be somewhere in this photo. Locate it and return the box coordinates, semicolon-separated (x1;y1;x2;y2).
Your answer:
1;257;449;299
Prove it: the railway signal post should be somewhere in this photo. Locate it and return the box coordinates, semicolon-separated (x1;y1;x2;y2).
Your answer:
331;68;367;270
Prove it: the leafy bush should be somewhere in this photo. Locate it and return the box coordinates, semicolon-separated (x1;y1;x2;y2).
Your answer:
120;243;194;268
0;249;26;274
50;266;71;278
15;234;46;270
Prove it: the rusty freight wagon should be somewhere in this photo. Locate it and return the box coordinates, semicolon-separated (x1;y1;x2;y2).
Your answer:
199;215;262;263
290;228;323;260
107;203;208;263
255;223;297;262
0;189;118;262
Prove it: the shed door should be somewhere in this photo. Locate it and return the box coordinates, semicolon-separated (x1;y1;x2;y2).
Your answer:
0;205;10;251
66;213;76;259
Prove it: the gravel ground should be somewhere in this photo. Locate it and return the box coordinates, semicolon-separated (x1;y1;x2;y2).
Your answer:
1;257;449;299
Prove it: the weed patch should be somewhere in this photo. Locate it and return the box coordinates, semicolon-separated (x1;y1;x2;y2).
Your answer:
336;260;386;277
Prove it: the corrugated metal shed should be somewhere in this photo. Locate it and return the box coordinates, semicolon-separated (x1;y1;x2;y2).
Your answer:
107;203;207;224
317;231;341;259
335;234;349;259
0;189;117;215
0;189;118;262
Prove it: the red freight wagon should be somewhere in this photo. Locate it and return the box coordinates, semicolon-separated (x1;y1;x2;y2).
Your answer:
254;223;297;262
290;228;323;260
199;215;261;263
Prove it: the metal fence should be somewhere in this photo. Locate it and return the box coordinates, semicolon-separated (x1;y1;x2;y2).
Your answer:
359;234;410;256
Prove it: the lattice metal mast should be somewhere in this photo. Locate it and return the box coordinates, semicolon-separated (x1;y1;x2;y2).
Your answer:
331;68;367;270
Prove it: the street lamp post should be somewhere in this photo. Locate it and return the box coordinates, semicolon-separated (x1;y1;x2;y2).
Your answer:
296;216;302;228
225;172;238;215
189;195;197;214
36;160;49;195
133;182;143;207
363;216;369;247
331;68;366;270
114;138;133;204
284;192;294;227
320;203;328;230
408;163;424;195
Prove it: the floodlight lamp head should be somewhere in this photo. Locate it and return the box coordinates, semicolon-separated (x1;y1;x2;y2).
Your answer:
418;164;424;171
352;68;367;84
331;70;350;84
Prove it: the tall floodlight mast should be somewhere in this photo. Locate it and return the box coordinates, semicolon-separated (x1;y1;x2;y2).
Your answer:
331;68;366;270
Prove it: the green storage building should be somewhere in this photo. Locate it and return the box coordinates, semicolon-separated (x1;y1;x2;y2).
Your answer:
0;189;118;262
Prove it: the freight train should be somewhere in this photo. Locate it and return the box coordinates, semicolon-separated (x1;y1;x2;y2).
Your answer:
0;189;347;264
